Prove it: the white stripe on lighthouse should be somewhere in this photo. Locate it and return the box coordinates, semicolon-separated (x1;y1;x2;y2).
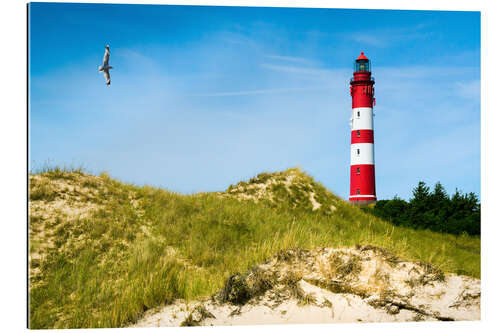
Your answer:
351;143;375;165
351;107;373;130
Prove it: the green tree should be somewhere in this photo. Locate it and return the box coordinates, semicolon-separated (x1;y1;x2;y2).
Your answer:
408;181;432;229
373;196;409;226
429;182;451;232
367;182;480;236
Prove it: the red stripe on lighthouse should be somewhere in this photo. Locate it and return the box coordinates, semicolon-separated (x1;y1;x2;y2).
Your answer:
351;86;374;108
349;164;376;198
351;129;374;144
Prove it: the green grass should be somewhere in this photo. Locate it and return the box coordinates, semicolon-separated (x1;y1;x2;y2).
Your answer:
28;168;480;329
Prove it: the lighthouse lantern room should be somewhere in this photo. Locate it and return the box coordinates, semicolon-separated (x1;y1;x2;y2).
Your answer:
349;52;377;204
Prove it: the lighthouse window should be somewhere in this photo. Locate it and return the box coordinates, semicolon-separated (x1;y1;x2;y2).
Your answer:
357;130;360;137
356;167;360;174
357;189;360;195
355;59;370;72
357;111;360;117
357;149;360;155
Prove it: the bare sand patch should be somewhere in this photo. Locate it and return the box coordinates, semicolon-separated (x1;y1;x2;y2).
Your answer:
132;246;480;327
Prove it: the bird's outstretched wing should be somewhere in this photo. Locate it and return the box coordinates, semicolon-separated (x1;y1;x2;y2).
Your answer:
102;47;110;67
103;68;111;85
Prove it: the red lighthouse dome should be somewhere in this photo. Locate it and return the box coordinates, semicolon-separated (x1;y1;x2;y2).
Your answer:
356;51;368;61
349;52;377;205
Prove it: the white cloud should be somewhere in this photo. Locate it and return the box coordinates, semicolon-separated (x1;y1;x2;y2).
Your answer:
348;33;386;47
264;55;314;64
343;24;433;48
456;80;480;102
189;86;331;97
260;63;342;77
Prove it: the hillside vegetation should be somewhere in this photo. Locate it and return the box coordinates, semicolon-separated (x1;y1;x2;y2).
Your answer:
28;167;480;329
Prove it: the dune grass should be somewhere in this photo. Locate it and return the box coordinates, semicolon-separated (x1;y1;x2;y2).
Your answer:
28;168;480;329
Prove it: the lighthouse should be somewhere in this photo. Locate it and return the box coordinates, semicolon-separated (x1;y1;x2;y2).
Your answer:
349;52;376;204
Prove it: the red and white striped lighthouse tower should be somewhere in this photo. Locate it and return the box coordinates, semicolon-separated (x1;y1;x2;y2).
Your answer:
349;52;376;204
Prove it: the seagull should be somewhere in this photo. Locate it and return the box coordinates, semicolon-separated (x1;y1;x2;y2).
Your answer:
98;45;113;86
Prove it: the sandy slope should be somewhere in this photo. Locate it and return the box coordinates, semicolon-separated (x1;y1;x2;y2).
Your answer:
132;246;480;327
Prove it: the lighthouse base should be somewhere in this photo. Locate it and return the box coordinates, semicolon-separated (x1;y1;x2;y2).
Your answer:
349;199;376;206
349;196;377;206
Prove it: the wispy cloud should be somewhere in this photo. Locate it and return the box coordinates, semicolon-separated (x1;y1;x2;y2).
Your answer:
264;55;314;65
260;63;337;76
343;24;433;47
189;86;331;97
456;80;480;102
348;34;386;47
220;32;258;48
377;66;476;79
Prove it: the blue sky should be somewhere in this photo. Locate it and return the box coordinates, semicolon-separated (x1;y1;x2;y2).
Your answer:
28;3;480;200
